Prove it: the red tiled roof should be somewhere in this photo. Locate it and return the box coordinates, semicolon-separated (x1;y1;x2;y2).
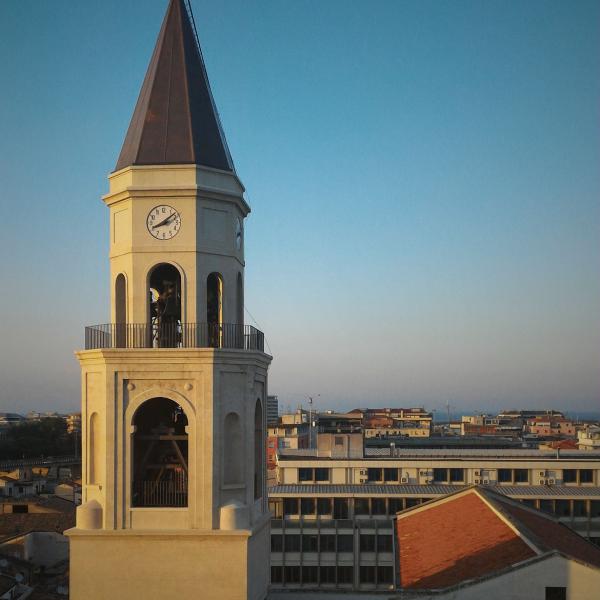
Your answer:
492;497;600;569
396;487;600;590
396;491;535;589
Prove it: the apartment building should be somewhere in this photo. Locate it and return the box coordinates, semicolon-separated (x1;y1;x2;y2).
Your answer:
267;413;310;470
268;433;600;591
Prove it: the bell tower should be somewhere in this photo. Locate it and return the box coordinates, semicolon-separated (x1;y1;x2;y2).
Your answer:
67;2;271;599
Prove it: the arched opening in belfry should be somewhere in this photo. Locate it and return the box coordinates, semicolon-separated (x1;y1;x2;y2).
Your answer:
115;274;127;347
132;398;188;507
148;263;181;348
223;412;243;485
254;398;264;500
206;272;223;347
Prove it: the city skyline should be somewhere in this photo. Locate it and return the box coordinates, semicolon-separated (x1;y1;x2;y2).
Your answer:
1;0;599;413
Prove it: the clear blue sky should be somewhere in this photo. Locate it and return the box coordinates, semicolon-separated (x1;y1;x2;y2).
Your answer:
1;0;598;415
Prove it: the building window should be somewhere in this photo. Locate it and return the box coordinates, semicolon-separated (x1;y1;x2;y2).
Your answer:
377;535;393;552
338;535;354;552
384;468;399;482
590;501;600;518
449;468;464;482
206;272;223;345
367;468;383;482
562;469;577;483
540;500;554;514
405;498;422;508
573;500;587;517
283;498;299;515
580;469;594;484
300;498;316;515
317;498;332;515
302;566;318;583
271;566;283;584
360;565;376;584
334;436;344;446
302;534;318;552
299;468;313;482
284;566;301;583
359;534;376;552
377;566;394;584
371;498;387;515
545;587;566;600
320;534;336;552
320;566;336;583
389;498;404;514
514;469;529;483
271;534;283;552
554;499;570;517
284;534;300;552
497;468;512;483
334;498;349;519
355;498;370;515
315;468;330;482
337;566;353;584
433;468;448;483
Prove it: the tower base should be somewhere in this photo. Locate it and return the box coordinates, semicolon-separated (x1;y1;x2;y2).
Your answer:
67;517;269;600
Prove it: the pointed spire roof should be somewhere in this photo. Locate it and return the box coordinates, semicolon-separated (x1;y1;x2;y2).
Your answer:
115;0;234;172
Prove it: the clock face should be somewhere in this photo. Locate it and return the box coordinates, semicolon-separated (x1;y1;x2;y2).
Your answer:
147;205;181;240
235;217;243;250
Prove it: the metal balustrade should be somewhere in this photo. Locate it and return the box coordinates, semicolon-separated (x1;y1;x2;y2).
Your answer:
84;322;264;352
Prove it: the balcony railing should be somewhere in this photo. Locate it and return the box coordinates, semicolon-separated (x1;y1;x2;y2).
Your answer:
84;322;264;352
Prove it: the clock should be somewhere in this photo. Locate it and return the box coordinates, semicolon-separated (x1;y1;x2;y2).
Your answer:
235;217;243;250
147;205;181;240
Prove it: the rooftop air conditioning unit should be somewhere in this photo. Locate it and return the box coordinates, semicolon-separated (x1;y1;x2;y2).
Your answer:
425;478;433;484
474;479;480;484
483;480;489;485
539;471;546;477
401;477;408;483
548;479;555;485
359;469;368;475
540;479;546;485
419;470;427;476
474;470;480;476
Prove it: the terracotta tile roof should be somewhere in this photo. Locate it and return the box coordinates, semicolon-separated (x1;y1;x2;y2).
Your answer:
489;495;600;569
395;486;600;590
0;511;75;542
396;490;534;589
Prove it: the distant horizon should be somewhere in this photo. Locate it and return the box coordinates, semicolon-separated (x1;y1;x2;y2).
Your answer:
1;0;599;413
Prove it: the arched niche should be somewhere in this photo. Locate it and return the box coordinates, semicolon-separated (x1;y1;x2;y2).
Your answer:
223;412;243;485
115;274;127;347
254;398;264;500
88;412;101;485
236;272;244;326
148;263;182;348
207;272;223;347
131;398;188;507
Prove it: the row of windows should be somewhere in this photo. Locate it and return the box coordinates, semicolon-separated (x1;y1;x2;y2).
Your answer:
275;496;600;519
299;468;330;482
523;498;600;518
271;565;394;586
279;497;425;518
364;467;596;484
271;533;393;553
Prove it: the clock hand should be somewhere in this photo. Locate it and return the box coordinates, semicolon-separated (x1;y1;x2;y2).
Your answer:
152;212;176;229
